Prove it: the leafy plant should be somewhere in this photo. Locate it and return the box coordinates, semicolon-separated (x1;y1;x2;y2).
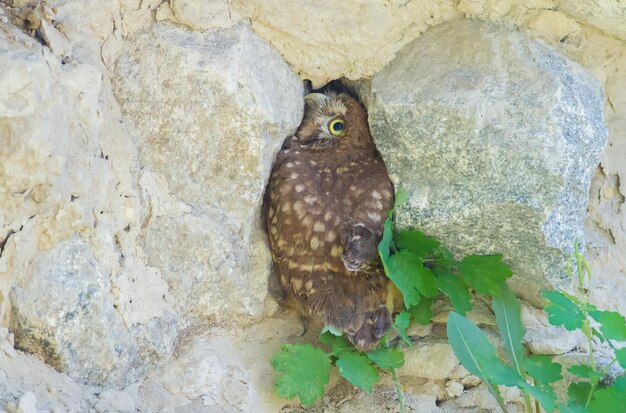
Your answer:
270;331;403;406
447;242;626;413
269;192;626;412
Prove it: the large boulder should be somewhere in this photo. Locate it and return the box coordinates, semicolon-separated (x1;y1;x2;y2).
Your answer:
113;22;303;320
232;0;461;86
368;20;608;302
0;20;176;387
10;237;177;386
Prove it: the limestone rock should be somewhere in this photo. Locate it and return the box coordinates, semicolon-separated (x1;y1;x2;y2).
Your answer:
113;22;303;320
445;380;464;398
232;0;461;86
169;0;242;31
521;304;586;355
16;392;36;413
94;390;135;413
369;20;608;304
558;0;626;41
0;340;92;412
9;237;177;386
398;338;460;380
136;316;303;412
454;383;522;411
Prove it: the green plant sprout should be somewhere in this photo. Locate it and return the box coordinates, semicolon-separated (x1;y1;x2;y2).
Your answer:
270;191;626;412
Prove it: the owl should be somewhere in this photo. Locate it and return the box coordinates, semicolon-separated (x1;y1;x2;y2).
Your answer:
263;86;396;351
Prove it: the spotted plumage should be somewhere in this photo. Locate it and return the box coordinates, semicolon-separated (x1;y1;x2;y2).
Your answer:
263;87;396;350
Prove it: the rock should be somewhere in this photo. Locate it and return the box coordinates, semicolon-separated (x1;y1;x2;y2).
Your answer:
9;237;177;386
521;304;585;355
113;22;303;320
16;392;36;413
454;383;522;411
136;315;303;412
398;338;460;380
232;0;461;86
39;20;71;56
431;297;496;327
94;390;135;413
406;322;433;338
558;0;626;41
450;364;482;388
369;20;608;304
0;327;17;358
445;380;464;398
169;0;242;30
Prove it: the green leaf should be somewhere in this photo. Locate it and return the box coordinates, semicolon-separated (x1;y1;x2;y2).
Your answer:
613;375;626;393
458;255;512;296
435;272;472;316
542;290;586;331
393;188;408;211
366;347;405;371
525;354;562;385
386;250;437;307
568;365;602;385
568;382;592;406
589;310;626;341
393;311;412;345
396;230;440;259
591;328;607;343
336;351;380;393
446;312;522;387
518;381;557;413
409;296;433;325
378;217;394;263
319;331;352;353
270;344;331;406
588;382;626;413
615;347;626;369
433;246;455;269
558;403;589;413
492;283;526;379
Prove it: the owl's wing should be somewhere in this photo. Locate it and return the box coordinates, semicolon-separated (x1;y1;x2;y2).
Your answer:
339;154;394;273
262;136;303;302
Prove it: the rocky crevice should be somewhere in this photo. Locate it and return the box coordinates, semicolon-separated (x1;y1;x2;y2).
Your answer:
0;0;625;412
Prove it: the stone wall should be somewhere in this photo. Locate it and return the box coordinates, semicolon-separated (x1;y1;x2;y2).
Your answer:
0;0;624;412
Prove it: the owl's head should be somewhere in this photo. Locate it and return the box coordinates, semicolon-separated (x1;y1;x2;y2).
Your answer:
295;90;374;150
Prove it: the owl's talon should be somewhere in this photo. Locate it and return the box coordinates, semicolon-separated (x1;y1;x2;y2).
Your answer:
346;307;392;351
299;315;309;337
342;224;379;272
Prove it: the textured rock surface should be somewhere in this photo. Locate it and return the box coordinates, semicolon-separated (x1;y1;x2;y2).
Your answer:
521;304;586;355
1;0;625;411
1;3;302;389
135;316;303;412
232;0;461;86
10;237;177;386
369;19;608;302
113;22;303;320
398;338;459;380
557;0;626;41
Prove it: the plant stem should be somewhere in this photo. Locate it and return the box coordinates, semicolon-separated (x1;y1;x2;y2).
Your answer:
391;368;406;413
575;240;584;287
585;381;598;408
583;322;596;371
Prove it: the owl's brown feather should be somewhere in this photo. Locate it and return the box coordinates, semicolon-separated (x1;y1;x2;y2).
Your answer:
264;91;395;351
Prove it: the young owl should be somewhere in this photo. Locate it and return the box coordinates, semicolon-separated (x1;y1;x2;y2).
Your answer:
263;87;395;351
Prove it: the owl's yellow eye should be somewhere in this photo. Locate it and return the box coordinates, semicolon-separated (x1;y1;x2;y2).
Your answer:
328;119;345;136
